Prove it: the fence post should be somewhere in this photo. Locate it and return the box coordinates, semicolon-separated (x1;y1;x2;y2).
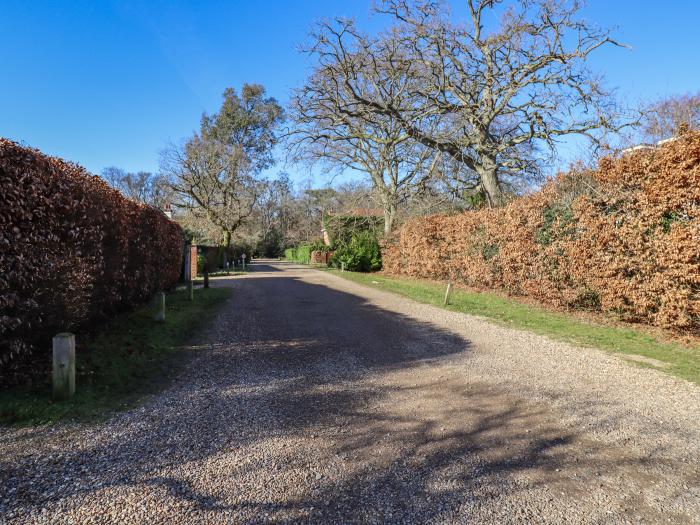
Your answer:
188;279;194;301
341;262;346;272
203;268;209;289
189;245;198;280
155;292;166;321
53;333;75;400
184;243;191;283
443;282;453;306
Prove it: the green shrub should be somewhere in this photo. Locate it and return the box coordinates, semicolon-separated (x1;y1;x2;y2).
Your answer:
309;239;331;253
331;231;382;272
296;245;311;264
196;254;206;275
284;244;313;264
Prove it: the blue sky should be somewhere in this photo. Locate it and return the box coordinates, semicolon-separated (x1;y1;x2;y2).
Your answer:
1;1;699;186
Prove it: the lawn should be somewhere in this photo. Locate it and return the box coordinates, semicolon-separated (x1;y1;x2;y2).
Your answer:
328;269;700;385
0;286;231;426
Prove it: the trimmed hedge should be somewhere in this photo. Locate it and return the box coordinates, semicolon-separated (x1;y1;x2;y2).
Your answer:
285;240;334;265
284;245;312;264
383;132;700;333
0;139;183;378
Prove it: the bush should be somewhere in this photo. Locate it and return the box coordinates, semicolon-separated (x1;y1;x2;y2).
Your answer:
296;244;312;263
331;231;382;272
383;132;700;333
255;230;284;257
0;139;183;381
284;243;318;264
196;254;207;275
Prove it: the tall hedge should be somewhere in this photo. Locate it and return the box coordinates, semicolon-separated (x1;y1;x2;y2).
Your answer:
0;139;183;374
383;132;700;333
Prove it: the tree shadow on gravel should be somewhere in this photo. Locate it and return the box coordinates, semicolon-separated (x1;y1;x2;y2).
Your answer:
0;273;688;523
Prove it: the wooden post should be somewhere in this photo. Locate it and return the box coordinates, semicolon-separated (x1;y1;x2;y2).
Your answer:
203;268;209;289
188;279;194;301
189;245;198;280
184;243;191;282
155;292;166;321
341;262;346;272
443;282;453;306
53;333;75;400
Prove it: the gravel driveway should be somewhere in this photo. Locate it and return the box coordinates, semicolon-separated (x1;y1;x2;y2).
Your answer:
1;261;698;524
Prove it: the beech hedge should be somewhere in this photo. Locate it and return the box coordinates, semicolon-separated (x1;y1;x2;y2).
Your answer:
0;139;183;375
383;132;700;333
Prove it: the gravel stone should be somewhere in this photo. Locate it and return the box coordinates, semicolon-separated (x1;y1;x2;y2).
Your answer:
0;261;698;524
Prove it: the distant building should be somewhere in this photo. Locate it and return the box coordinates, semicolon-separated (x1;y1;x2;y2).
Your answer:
621;135;682;155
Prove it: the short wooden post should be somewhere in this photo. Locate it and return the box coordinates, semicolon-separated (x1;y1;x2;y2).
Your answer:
53;333;75;400
184;243;191;282
443;282;453;306
155;292;166;321
341;262;346;272
189;245;198;280
188;279;194;301
203;268;209;289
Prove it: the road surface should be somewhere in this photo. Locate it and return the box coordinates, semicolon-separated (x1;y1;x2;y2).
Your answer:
1;261;698;524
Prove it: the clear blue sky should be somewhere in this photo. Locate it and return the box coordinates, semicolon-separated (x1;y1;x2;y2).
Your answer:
1;1;699;185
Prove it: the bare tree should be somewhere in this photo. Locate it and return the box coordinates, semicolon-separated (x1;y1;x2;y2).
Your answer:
306;0;632;207
101;167;172;209
162;84;284;247
640;92;700;143
289;53;441;233
162;136;259;247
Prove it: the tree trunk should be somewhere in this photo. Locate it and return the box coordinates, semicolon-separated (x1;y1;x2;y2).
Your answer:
379;192;397;235
222;230;231;247
383;204;396;235
476;156;505;208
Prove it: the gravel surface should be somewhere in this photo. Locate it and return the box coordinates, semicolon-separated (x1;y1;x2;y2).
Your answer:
1;261;698;524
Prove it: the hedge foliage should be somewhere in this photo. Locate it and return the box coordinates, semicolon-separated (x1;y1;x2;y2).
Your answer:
284;240;330;264
284;244;312;264
331;231;382;272
383;133;700;333
0;139;183;375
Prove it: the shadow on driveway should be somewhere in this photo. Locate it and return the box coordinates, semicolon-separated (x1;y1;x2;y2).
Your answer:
0;267;680;523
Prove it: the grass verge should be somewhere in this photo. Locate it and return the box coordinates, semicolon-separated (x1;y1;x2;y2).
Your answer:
0;286;231;427
327;269;700;385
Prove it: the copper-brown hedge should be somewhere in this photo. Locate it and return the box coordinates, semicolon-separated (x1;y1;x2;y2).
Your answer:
0;139;184;373
383;132;700;333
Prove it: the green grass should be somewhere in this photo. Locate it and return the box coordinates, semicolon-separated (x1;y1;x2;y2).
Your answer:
327;269;700;385
0;286;231;427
